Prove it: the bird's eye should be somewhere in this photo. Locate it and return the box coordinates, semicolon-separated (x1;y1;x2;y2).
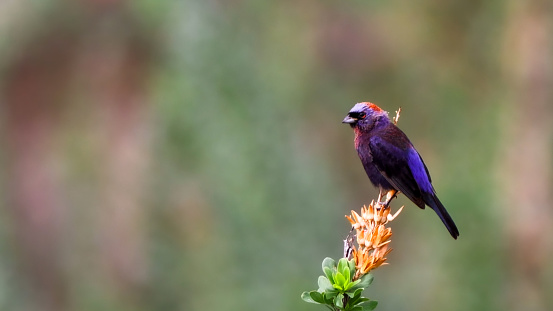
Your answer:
348;111;366;120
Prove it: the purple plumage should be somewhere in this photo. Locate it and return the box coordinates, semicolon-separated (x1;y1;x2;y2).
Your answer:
343;102;459;239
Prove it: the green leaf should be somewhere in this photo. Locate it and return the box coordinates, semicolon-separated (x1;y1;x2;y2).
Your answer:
342;263;351;282
343;276;359;291
348;279;360;289
322;257;336;271
301;291;318;304
349;287;372;307
334;293;344;309
344;287;361;299
343;283;353;292
333;272;346;290
337;258;349;275
348;259;356;275
323;266;335;284
309;291;326;304
361;300;378;311
351;273;374;290
318;276;334;292
324;291;338;302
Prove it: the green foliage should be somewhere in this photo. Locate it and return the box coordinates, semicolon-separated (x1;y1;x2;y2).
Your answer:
301;257;378;311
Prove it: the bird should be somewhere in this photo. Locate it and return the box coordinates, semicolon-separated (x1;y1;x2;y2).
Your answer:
342;102;459;239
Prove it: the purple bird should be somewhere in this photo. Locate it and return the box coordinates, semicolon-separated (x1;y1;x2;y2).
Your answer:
342;102;459;239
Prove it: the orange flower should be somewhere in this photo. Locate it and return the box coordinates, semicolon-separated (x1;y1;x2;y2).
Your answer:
346;201;402;279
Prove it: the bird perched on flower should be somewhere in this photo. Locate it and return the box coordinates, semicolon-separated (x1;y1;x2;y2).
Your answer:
342;102;459;239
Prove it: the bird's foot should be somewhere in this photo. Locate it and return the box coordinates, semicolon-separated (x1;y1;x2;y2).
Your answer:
381;190;398;208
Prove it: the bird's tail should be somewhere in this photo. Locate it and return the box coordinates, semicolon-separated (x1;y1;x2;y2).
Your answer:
423;193;459;239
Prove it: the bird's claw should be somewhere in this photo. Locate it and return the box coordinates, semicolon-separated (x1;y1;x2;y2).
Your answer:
376;190;398;210
381;190;398;208
375;201;386;210
376;192;389;210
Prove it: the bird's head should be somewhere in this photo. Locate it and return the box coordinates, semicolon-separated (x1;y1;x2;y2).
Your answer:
342;102;389;132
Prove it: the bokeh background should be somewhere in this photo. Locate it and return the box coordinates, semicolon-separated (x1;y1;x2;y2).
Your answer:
0;1;552;311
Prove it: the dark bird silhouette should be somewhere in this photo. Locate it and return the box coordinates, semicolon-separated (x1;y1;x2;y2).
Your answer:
342;102;459;239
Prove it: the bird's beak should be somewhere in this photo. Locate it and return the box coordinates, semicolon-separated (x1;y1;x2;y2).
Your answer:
342;115;357;124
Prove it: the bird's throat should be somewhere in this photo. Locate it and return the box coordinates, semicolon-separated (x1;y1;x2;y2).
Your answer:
353;127;367;149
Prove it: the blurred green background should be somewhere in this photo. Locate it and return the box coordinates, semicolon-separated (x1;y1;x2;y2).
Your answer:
0;1;552;311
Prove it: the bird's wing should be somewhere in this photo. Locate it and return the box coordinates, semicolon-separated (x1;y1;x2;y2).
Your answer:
418;153;432;183
368;135;428;208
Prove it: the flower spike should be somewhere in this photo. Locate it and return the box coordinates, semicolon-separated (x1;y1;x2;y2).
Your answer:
345;202;402;279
